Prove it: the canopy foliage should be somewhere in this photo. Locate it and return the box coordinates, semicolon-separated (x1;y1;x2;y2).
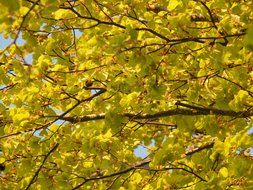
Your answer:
0;0;253;189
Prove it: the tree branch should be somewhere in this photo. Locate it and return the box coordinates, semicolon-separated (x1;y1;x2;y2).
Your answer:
56;106;252;124
186;142;215;156
25;143;59;190
72;159;150;189
73;155;208;189
14;0;40;43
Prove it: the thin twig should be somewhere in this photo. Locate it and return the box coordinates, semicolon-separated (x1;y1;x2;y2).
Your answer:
25;143;59;190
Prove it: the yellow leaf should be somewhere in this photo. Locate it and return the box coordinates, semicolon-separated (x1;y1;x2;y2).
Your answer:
131;172;142;183
19;6;29;16
54;9;74;19
167;0;181;11
11;108;30;123
37;55;51;69
237;90;249;102
83;161;93;168
219;167;228;178
120;92;140;107
50;124;59;132
0;157;5;163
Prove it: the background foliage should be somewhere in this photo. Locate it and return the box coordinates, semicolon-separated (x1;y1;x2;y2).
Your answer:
0;0;253;189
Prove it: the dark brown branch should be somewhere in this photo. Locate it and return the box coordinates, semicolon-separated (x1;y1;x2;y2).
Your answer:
62;6;125;29
58;105;252;124
62;6;170;41
186;142;215;156
25;143;59;190
0;90;106;140
216;75;253;98
199;1;228;46
94;0;114;23
199;1;218;29
25;0;40;5
190;14;219;22
135;28;170;42
73;156;207;189
168;32;245;43
59;5;246;46
0;83;17;91
175;101;251;117
14;0;40;43
138;166;206;182
133;120;177;128
72;159;150;189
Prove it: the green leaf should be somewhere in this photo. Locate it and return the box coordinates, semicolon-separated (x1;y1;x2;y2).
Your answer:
126;25;138;40
245;24;253;50
119;92;140;107
0;0;20;11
